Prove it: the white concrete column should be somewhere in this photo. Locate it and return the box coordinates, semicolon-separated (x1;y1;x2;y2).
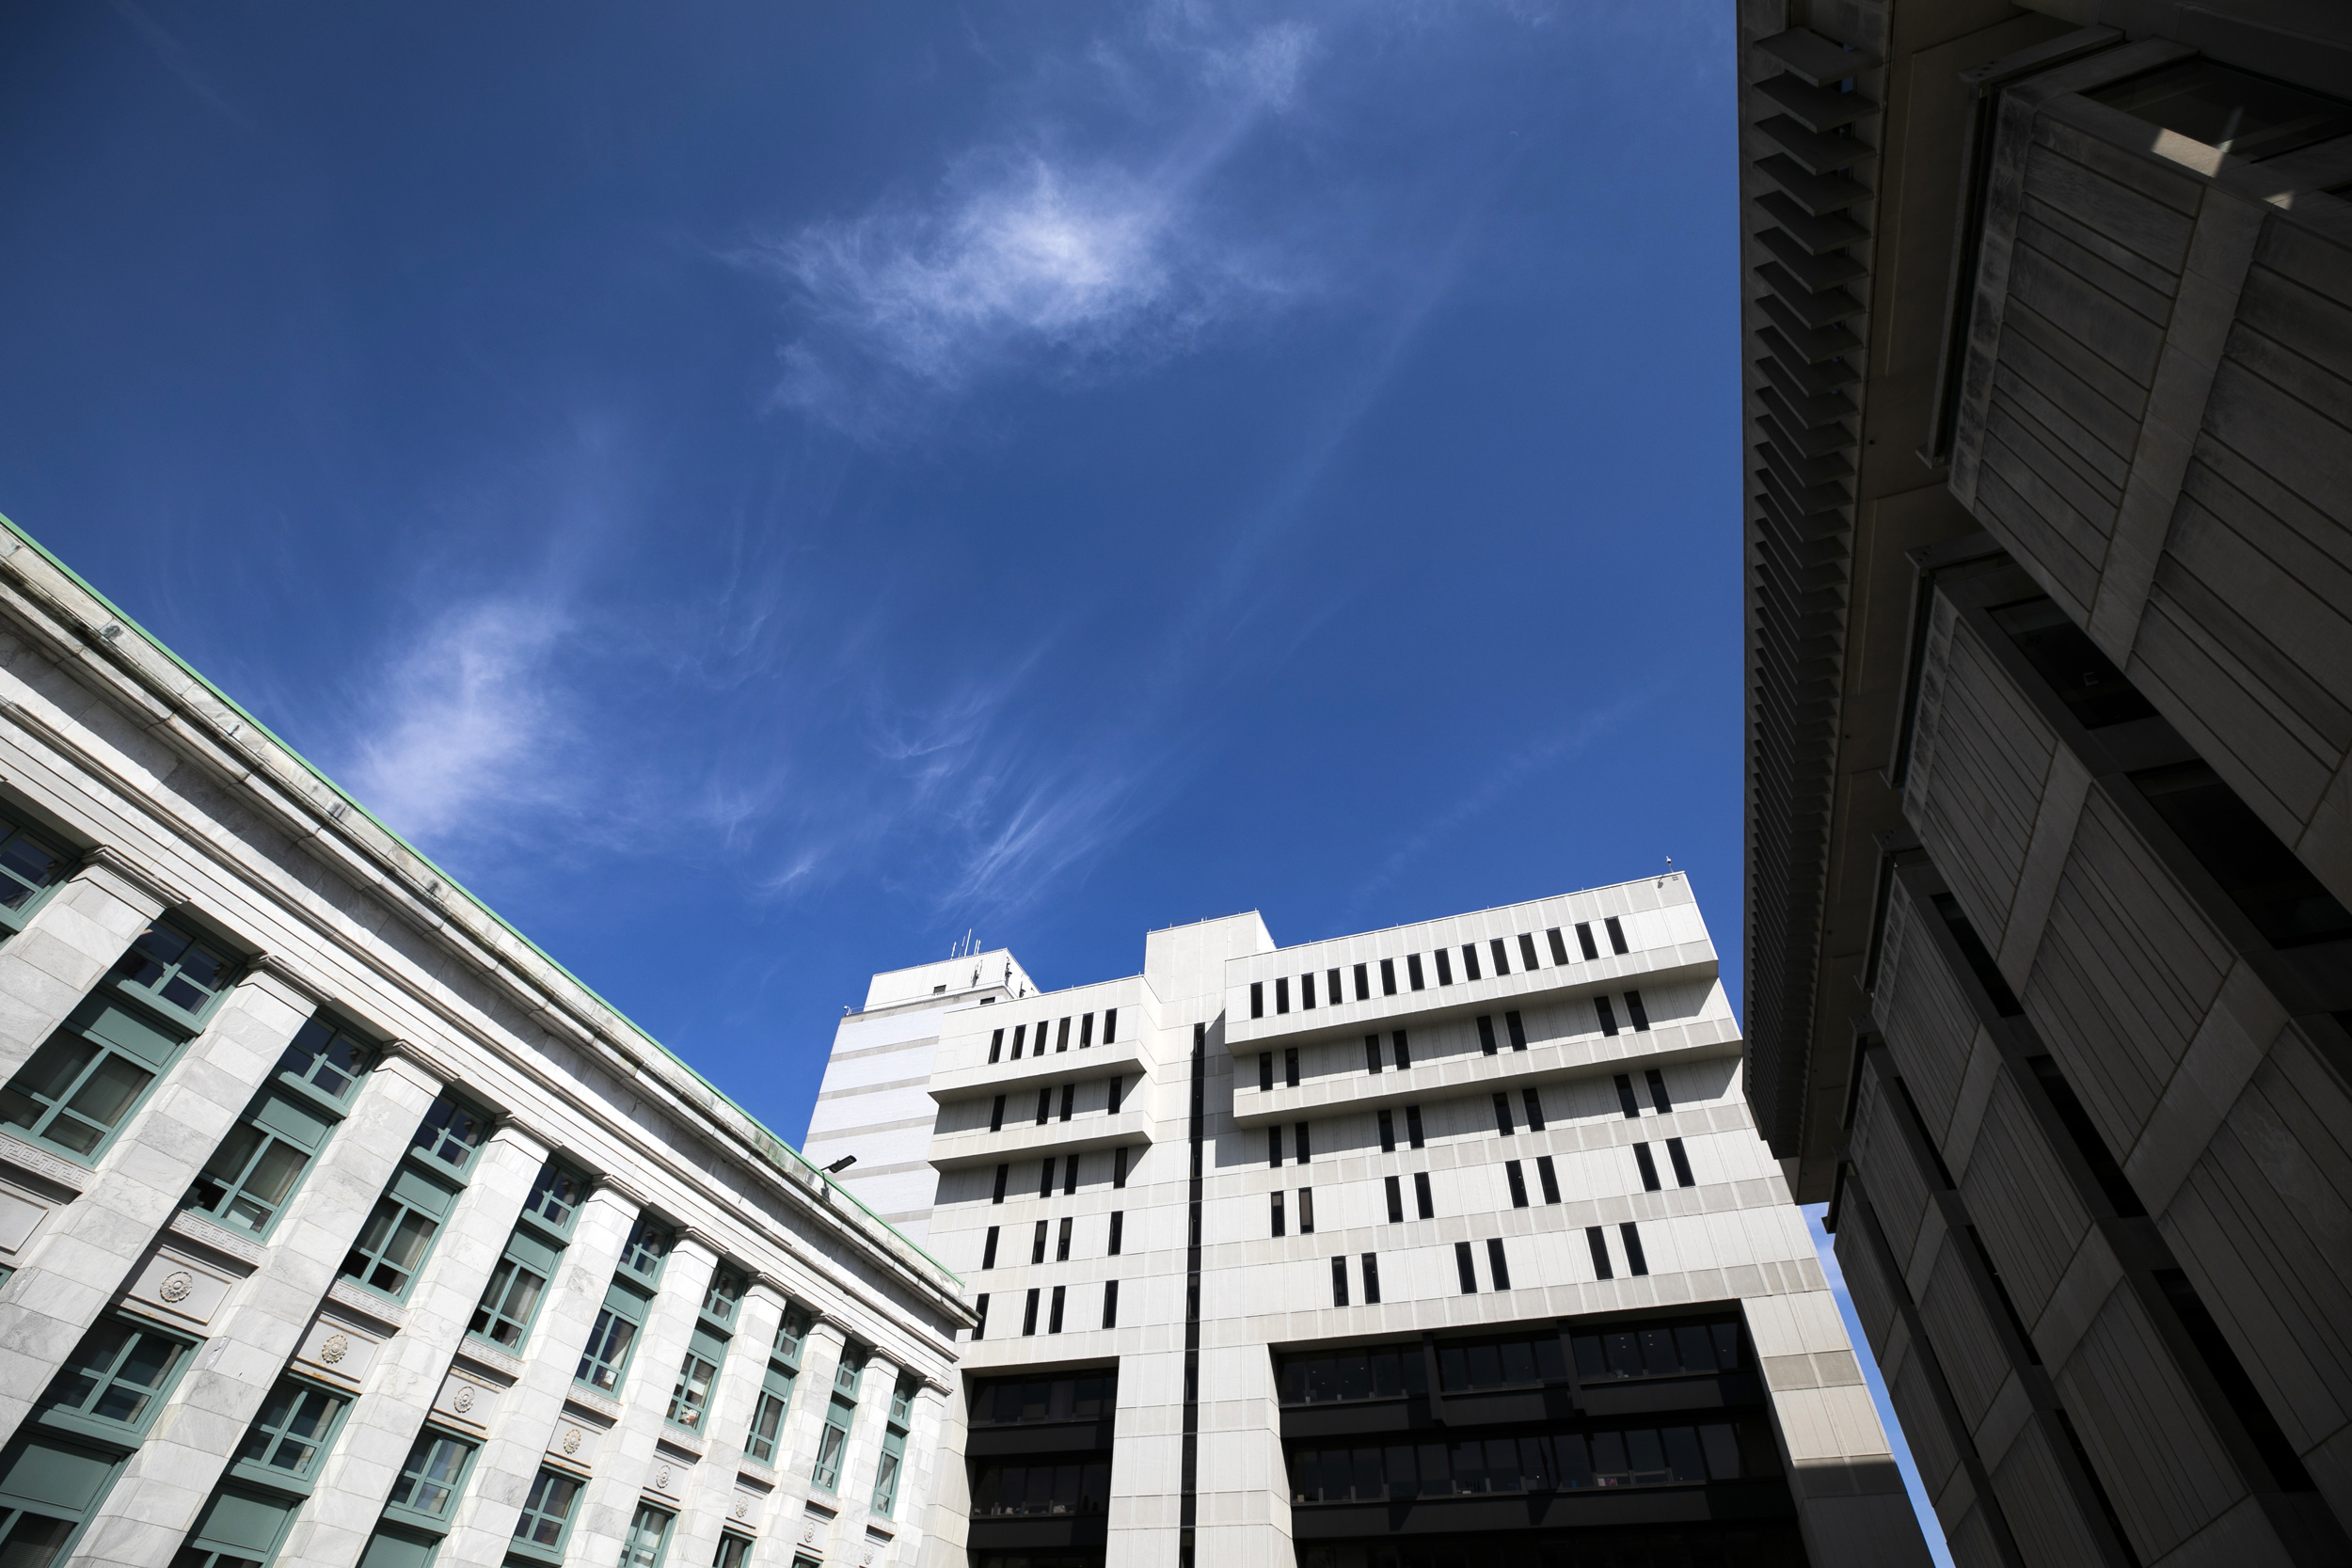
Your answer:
839;1348;900;1521
783;1319;850;1487
670;1277;784;1567
438;1179;642;1565
0;850;167;1076
0;955;310;1441
571;1229;722;1564
276;1110;544;1568
68;1038;440;1564
916;1381;971;1568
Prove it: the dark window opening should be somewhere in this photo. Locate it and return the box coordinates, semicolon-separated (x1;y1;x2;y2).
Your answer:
2090;57;2352;163
1385;1176;1404;1223
1489;938;1511;976
1057;1216;1073;1262
1504;1010;1527;1051
1378;1109;1395;1152
1022;1289;1041;1337
1329;1256;1349;1307
1605;917;1629;954
1268;1127;1283;1170
1548;928;1571;966
1354;963;1370;1001
1462;944;1483;982
1537;1155;1562;1204
1031;1221;1048;1265
1476;1016;1498;1056
1518;933;1541;972
1406;955;1424;991
1619;1223;1649;1276
1284;1048;1300;1089
1455;1241;1478;1294
1436;949;1454;986
1634;1143;1661;1192
2153;1267;2315;1490
1276;977;1290;1015
2134;761;2352;949
1039;1159;1056;1199
2028;1056;2145;1217
1625;991;1651;1032
1576;923;1599;961
1364;1034;1383;1075
1380;958;1397;996
1613;1074;1641;1118
1522;1088;1546;1132
1645;1068;1672;1113
1108;1212;1124;1255
1271;1191;1286;1237
1487;1238;1512;1291
1392;1031;1411;1070
1361;1254;1381;1305
1102;1279;1119;1328
1047;1285;1066;1333
1666;1138;1695;1188
1505;1161;1529;1208
1295;1122;1311;1165
1301;973;1316;1009
989;1030;1004;1064
993;1164;1009;1204
1414;1171;1434;1219
1250;983;1263;1020
1298;1188;1315;1234
990;1095;1006;1133
1260;1052;1274;1093
1597;995;1620;1037
1406;1105;1424;1148
1586;1227;1613;1280
1931;894;2024;1015
1991;596;2159;730
982;1227;999;1269
1492;1093;1514;1136
1059;1084;1074;1122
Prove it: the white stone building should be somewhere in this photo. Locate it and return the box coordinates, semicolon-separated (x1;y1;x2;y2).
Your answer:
811;884;1931;1568
0;519;974;1568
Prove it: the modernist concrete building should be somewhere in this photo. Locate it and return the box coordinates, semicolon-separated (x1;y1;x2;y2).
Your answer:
1739;0;2352;1563
811;882;1931;1568
0;517;975;1567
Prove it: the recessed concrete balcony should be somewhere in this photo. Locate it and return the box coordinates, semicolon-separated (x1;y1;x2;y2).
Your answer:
1228;1012;1744;1128
928;1107;1154;1172
927;1033;1148;1105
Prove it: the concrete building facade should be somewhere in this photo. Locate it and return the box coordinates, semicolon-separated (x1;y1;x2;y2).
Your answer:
810;881;1931;1568
1738;1;2352;1563
0;518;975;1567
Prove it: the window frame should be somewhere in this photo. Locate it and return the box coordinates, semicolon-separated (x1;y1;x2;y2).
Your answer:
183;1085;337;1240
469;1227;562;1352
0;814;68;937
339;1165;460;1302
380;1425;481;1535
225;1372;354;1495
516;1160;588;1242
0;996;193;1164
621;1499;677;1568
37;1314;198;1449
509;1466;585;1564
665;1324;730;1434
576;1278;655;1396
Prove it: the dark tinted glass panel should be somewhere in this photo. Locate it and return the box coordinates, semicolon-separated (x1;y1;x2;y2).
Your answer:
2091;58;2352;161
2134;762;2352;948
1991;597;2159;730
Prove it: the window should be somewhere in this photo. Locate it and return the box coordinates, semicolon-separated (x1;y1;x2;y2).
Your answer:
577;1279;651;1393
1626;991;1651;1032
0;999;186;1159
1568;1318;1743;1383
1537;1155;1561;1203
1057;1018;1072;1052
185;1088;331;1237
1435;949;1454;985
1505;1161;1528;1208
1353;963;1369;1000
2135;761;2352;947
520;1161;586;1236
872;1377;915;1516
1271;1190;1286;1237
1284;1048;1299;1088
1504;1010;1527;1050
1620;1222;1649;1275
971;1461;1113;1518
1645;1067;1672;1111
176;1488;297;1568
108;920;234;1024
1477;1016;1498;1056
972;1294;989;1341
1385;1176;1403;1222
812;1396;856;1490
1488;938;1510;975
989;1029;1004;1064
44;1318;190;1439
273;1016;375;1104
1113;1146;1130;1188
1080;1013;1094;1046
233;1377;347;1481
2090;57;2352;161
1613;1073;1640;1117
717;1532;756;1568
1048;1285;1066;1333
1406;955;1424;990
512;1470;581;1557
471;1229;559;1348
1378;1109;1395;1152
1030;1220;1048;1265
1522;1087;1545;1132
1596;995;1620;1037
1330;1256;1349;1307
1259;1053;1273;1093
1454;1241;1477;1293
1634;1144;1661;1192
1107;1074;1125;1114
774;1305;808;1366
621;1504;677;1560
1486;1238;1512;1291
1250;982;1263;1020
1361;1253;1382;1304
1327;969;1343;1007
0;815;64;932
1379;958;1396;995
1102;1279;1119;1327
1276;977;1289;1015
1058;1084;1074;1122
990;1094;1006;1132
666;1328;727;1432
1277;1342;1429;1403
1022;1290;1041;1337
1295;1121;1311;1164
410;1095;488;1176
1575;922;1598;960
1406;1105;1424;1148
1414;1172;1434;1220
1011;1024;1026;1060
1547;927;1570;966
1391;1031;1410;1069
1298;1188;1315;1234
982;1226;999;1269
385;1430;475;1526
992;1163;1009;1203
1518;933;1540;972
1062;1160;1078;1199
1586;1227;1613;1279
1267;1127;1283;1169
1666;1138;1696;1187
1108;1211;1123;1255
745;1355;800;1464
1364;1035;1382;1074
1283;1420;1758;1502
341;1167;455;1298
971;1371;1118;1424
1461;943;1482;981
1039;1159;1056;1199
1035;1087;1050;1126
1056;1216;1073;1262
1492;1093;1514;1135
1104;1007;1118;1042
1604;916;1628;954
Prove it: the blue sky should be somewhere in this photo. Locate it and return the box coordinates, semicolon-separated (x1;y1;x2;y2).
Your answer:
1;6;1956;1556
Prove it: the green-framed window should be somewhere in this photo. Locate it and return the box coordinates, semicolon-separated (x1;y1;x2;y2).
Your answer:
0;1433;124;1562
355;1528;441;1568
665;1325;727;1434
272;1017;375;1106
834;1343;866;1401
715;1532;755;1568
577;1279;652;1395
409;1096;488;1178
518;1161;586;1239
811;1397;854;1493
41;1316;193;1443
773;1304;809;1366
469;1228;559;1351
185;1088;334;1238
176;1486;299;1568
872;1375;917;1517
340;1166;457;1299
617;1213;673;1287
510;1468;582;1561
228;1376;349;1487
701;1266;746;1329
0;815;67;935
0;998;188;1161
621;1501;675;1568
105;919;235;1028
744;1356;797;1465
382;1428;477;1534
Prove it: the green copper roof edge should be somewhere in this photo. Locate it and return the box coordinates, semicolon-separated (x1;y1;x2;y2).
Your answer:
0;511;962;1291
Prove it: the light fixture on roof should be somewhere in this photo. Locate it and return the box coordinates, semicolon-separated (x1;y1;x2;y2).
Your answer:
824;1155;857;1174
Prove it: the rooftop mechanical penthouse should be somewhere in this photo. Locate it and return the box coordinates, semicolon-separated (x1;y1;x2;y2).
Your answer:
809;879;1933;1568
